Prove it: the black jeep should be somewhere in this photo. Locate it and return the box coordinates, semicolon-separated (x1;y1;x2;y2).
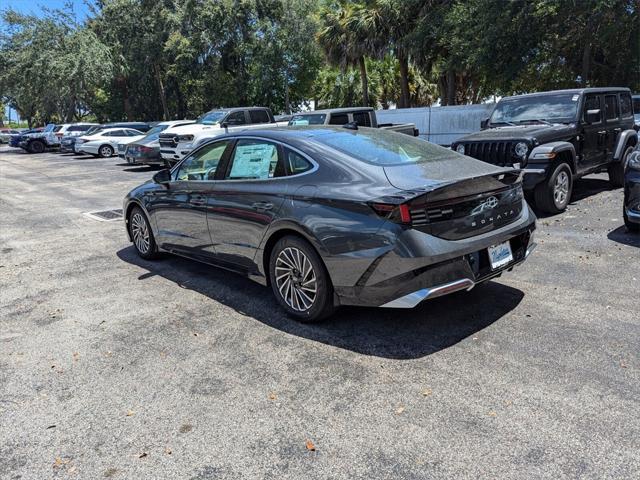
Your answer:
452;88;638;213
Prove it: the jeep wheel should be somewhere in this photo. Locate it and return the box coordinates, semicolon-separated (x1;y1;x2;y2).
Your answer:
608;146;633;188
28;140;45;154
534;162;573;214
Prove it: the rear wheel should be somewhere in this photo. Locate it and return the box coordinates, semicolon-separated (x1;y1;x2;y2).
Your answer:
269;236;336;322
534;162;573;214
608;146;633;188
28;140;45;154
129;206;159;259
99;144;114;158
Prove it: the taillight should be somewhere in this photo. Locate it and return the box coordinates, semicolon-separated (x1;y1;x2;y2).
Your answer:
369;202;412;224
139;146;154;153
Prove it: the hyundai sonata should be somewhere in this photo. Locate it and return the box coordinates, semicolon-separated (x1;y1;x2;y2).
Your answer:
123;127;536;322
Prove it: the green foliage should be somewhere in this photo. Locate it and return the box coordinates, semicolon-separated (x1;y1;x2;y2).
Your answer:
0;0;637;122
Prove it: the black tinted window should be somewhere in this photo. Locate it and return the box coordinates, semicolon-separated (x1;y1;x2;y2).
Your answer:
329;114;349;125
633;98;640;114
584;95;601;122
249;110;270;124
285;148;313;175
605;95;618;120
352;112;372;127
620;94;632;117
68;125;92;132
226;111;246;126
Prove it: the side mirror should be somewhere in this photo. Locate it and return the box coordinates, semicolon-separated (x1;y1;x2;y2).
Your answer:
153;168;171;186
585;109;601;124
480;118;489;129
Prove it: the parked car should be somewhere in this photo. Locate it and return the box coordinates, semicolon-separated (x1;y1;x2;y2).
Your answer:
289;107;419;136
58;123;99;152
9;128;43;148
124;126;536;322
452;88;638;214
159;107;277;165
633;94;640;130
18;124;63;153
274;114;293;125
623;144;640;232
118;120;195;165
0;128;21;143
76;128;145;157
70;122;153;154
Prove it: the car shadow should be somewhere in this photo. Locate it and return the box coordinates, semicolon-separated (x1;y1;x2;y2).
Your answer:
120;164;161;172
116;246;525;359
607;225;640;248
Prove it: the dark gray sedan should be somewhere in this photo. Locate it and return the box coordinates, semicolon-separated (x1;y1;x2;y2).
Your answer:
123;127;537;321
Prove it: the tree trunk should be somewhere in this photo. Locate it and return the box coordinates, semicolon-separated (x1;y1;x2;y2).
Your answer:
581;41;590;86
155;64;169;120
398;52;410;109
358;56;369;107
446;69;456;106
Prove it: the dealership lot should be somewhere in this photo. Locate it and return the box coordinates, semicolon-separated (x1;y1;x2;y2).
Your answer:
1;145;639;478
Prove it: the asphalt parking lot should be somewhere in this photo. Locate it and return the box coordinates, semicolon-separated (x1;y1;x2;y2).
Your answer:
1;145;639;479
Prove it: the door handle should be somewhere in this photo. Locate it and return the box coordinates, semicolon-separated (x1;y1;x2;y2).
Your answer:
252;202;273;211
190;195;207;206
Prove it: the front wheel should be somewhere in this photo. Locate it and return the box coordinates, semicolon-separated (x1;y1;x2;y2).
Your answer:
534;162;573;214
28;140;45;154
128;206;160;259
99;144;114;158
608;146;633;188
269;236;336;322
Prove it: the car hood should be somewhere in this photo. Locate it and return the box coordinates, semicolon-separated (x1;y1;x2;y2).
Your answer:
457;123;577;144
383;153;508;191
162;123;220;136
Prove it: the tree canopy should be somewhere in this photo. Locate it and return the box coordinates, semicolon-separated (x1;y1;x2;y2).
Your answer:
1;0;638;125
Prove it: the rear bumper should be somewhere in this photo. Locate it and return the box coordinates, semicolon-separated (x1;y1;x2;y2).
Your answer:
79;144;100;155
332;207;536;308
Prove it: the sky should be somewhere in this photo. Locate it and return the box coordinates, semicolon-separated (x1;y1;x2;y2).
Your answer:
1;0;92;122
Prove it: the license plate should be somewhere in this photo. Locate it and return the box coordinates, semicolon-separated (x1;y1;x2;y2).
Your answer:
488;241;513;270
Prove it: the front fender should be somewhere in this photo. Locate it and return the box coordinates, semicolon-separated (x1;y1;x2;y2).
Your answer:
528;141;576;167
613;130;638;161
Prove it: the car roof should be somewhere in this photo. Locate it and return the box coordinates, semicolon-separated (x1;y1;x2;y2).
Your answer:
501;87;631;101
291;107;374;115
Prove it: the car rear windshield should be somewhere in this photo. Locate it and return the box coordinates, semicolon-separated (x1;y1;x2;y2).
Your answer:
316;129;455;166
490;93;579;124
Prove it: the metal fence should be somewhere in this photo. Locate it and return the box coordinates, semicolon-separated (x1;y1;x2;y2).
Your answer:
376;104;495;146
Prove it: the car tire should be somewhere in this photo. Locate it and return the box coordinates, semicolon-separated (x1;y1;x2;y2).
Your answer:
534;162;573;214
624;209;640;233
99;145;114;158
128;206;160;260
269;235;336;322
28;140;45;154
608;146;633;188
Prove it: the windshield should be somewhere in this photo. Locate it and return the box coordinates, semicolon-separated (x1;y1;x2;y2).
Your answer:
144;124;169;136
490;93;579;125
289;114;327;126
197;111;228;125
43;124;57;133
316;128;454;166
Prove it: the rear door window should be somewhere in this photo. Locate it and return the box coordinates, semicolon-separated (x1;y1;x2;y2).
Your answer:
328;113;349;125
249;110;271;124
604;95;619;121
352;111;372;127
225;139;284;180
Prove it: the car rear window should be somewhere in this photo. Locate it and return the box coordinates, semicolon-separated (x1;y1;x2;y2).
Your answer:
316;129;455;166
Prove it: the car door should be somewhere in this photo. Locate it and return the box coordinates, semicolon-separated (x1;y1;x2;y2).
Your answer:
147;140;232;259
205;138;290;270
580;94;606;171
603;94;621;160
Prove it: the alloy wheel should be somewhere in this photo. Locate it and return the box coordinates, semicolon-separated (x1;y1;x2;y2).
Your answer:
131;212;150;254
553;171;569;207
100;146;112;157
274;247;317;312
